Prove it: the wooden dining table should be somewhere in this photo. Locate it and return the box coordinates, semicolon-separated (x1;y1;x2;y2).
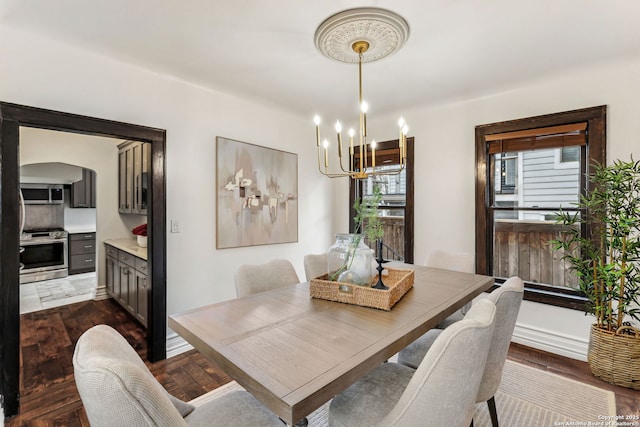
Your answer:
168;263;494;426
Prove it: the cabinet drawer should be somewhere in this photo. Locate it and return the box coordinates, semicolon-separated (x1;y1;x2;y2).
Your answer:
118;251;136;267
70;253;96;270
135;258;148;274
105;245;119;258
70;239;96;255
70;232;96;241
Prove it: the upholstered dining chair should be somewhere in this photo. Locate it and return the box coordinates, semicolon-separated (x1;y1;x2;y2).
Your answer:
398;276;524;427
328;299;497;427
303;252;327;281
73;324;282;427
424;250;476;328
234;258;300;297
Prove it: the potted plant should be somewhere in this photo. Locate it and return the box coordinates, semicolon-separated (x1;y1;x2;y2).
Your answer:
552;157;640;389
327;184;383;285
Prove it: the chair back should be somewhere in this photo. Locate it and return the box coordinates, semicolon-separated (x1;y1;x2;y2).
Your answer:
235;259;300;297
477;276;524;402
73;325;187;427
303;253;327;281
424;250;475;273
381;299;496;427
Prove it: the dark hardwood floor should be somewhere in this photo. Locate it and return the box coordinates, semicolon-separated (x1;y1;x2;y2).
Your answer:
6;299;230;427
4;298;639;425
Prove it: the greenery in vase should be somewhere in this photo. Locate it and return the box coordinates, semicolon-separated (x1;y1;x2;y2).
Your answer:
329;184;383;282
354;183;384;242
551;158;640;332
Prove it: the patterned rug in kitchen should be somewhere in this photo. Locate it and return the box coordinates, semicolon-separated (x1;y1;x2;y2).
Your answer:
35;275;96;303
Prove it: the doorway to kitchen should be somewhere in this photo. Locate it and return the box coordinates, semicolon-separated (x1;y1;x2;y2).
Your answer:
0;102;167;417
19;159;99;314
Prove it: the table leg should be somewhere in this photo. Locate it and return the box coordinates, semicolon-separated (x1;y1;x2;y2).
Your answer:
280;417;308;426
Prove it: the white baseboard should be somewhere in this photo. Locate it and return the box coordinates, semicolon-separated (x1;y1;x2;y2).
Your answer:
512;323;589;361
166;332;193;358
94;284;109;300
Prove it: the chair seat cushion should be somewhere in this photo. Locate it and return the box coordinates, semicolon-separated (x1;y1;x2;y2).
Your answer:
329;363;414;427
398;329;443;369
185;390;282;427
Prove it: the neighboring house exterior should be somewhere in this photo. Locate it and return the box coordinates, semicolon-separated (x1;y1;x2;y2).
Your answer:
495;147;580;221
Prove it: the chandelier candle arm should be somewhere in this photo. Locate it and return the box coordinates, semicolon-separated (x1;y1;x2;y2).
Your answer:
349;128;355;171
314;115;321;147
323;139;329;169
336;121;343;158
371;140;376;169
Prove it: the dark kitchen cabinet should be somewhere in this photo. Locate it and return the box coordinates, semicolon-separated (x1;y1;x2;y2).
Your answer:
105;245;119;297
68;232;96;275
71;168;96;208
118;141;150;215
104;242;148;328
134;258;148;327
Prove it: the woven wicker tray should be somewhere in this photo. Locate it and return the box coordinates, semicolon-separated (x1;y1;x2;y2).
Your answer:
309;267;414;311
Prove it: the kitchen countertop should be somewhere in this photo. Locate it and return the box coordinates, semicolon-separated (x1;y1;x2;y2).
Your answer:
104;238;147;260
65;226;97;234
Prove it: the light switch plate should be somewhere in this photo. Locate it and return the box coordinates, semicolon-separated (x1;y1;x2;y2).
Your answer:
171;219;180;233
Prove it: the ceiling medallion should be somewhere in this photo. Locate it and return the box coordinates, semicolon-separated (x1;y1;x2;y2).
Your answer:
314;7;410;64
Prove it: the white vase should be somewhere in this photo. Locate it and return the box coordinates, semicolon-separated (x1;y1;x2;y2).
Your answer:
136;235;147;248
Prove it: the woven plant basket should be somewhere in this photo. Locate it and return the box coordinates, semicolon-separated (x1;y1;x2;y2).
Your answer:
587;324;640;390
309;268;414;311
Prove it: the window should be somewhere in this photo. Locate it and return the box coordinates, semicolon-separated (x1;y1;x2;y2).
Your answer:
561;146;580;163
475;106;606;310
495;152;517;194
350;138;414;264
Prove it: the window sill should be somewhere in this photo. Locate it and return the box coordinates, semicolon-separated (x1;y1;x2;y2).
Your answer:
489;281;588;311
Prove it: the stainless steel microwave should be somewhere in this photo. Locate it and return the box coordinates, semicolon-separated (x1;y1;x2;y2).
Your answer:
20;183;64;205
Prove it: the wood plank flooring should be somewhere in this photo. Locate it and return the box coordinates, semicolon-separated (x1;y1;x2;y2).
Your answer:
4;298;639;425
6;298;231;427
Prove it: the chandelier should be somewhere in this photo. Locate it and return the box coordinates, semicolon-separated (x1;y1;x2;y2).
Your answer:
313;7;410;179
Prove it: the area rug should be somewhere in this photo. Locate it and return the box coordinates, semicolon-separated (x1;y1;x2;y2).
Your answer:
35;276;96;303
189;359;616;426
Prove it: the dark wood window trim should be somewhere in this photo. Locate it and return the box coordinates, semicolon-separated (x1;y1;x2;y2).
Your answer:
349;137;414;264
0;102;167;417
475;106;606;310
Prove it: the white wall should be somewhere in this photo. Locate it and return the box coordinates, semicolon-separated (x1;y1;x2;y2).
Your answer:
365;54;640;360
0;26;336;338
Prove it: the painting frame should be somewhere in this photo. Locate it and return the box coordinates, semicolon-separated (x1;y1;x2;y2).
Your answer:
216;136;298;249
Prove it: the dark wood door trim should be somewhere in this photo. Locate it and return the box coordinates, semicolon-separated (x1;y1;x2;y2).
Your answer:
0;101;167;417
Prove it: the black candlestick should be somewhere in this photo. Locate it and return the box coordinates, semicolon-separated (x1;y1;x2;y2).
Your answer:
372;239;389;290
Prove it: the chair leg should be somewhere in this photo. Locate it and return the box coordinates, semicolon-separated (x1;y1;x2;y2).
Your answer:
487;396;499;427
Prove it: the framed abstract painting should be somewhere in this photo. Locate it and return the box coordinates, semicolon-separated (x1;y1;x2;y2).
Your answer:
216;136;298;249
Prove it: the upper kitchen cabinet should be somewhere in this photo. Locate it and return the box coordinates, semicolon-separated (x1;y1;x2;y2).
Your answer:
70;168;96;208
118;141;150;215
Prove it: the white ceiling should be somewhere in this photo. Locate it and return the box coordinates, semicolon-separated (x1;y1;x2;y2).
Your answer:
2;0;640;121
